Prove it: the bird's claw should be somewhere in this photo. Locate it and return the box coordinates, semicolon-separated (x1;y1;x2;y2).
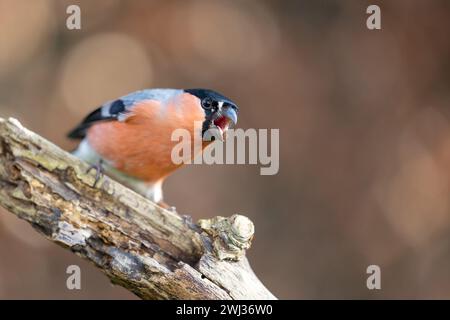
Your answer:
86;159;104;188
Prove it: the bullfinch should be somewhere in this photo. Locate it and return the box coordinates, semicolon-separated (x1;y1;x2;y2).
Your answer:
68;88;239;205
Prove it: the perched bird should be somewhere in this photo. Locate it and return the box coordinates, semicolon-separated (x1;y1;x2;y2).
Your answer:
68;88;239;206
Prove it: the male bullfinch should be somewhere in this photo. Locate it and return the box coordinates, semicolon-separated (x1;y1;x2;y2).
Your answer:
68;88;239;205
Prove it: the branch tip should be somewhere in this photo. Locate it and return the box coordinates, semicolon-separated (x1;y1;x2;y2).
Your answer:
198;214;254;261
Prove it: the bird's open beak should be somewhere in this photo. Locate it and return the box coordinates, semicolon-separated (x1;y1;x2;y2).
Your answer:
203;106;238;142
221;106;238;127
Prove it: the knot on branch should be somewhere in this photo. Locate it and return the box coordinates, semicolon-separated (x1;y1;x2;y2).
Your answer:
198;214;254;261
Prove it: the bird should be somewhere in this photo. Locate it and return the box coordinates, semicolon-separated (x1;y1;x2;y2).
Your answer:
67;88;239;207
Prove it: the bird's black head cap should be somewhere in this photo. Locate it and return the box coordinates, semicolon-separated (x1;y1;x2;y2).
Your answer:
184;88;239;139
184;88;238;112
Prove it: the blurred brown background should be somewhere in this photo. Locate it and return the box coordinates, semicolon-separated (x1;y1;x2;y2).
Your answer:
1;0;450;299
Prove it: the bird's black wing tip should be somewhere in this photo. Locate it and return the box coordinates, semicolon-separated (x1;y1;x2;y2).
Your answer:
67;99;128;140
66;107;107;140
67;126;87;140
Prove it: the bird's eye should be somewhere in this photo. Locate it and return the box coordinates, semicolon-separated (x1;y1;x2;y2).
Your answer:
202;98;213;109
202;98;220;110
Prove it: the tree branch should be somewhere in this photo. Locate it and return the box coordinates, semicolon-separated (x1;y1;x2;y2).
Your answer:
0;117;276;300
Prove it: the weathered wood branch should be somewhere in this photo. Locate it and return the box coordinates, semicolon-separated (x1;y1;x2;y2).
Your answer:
0;117;276;300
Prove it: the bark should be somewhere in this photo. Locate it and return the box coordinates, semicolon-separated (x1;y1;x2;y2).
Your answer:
0;117;276;300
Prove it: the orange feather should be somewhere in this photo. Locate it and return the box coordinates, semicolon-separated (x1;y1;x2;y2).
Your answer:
86;93;206;182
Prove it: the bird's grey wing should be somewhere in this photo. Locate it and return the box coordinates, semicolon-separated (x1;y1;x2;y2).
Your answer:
67;89;182;139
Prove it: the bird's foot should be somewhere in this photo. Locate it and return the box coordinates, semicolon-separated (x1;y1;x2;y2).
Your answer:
86;159;104;188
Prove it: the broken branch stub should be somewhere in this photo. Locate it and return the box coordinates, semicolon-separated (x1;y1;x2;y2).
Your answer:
198;214;255;261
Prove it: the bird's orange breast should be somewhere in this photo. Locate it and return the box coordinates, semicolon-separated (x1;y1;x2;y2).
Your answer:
86;93;206;182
